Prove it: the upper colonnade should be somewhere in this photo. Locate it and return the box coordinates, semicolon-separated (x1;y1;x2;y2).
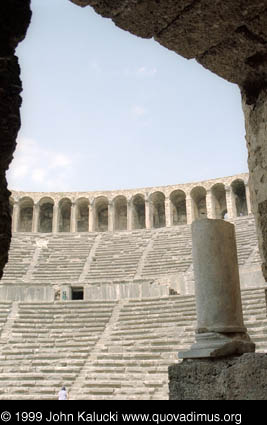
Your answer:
10;173;251;234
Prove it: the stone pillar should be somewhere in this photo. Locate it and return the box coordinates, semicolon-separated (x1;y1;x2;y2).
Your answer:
245;181;252;215
52;202;59;233
32;202;39;233
242;88;267;280
70;201;77;233
127;199;133;231
88;201;94;232
179;219;255;359
108;201;114;232
186;196;193;224
12;201;19;233
225;185;235;219
165;196;171;227
145;196;152;229
206;189;215;218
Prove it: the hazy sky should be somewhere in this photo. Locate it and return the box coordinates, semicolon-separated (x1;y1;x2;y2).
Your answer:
7;0;248;193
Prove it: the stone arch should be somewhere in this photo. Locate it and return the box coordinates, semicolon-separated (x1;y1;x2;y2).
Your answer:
113;195;127;231
58;198;72;232
150;191;166;228
231;179;248;217
211;183;227;219
94;196;108;232
132;194;145;230
18;196;34;232
38;197;54;233
76;198;89;232
191;186;207;220
170;190;187;225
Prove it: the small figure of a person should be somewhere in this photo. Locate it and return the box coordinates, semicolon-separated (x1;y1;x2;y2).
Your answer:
58;386;68;400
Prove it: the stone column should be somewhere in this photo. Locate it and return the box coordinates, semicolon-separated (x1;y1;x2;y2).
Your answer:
245;181;252;215
32;202;39;233
179;219;255;359
127;199;133;231
88;201;94;232
70;201;77;233
225;185;235;219
12;201;19;233
206;189;215;218
186;196;193;224
108;201;114;232
52;201;59;233
165;196;171;227
145;196;152;229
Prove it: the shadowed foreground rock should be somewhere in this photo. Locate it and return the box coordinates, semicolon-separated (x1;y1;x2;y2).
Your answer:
169;353;267;400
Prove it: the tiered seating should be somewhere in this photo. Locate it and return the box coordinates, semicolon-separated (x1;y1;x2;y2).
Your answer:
233;217;261;265
1;234;36;283
1;216;262;287
0;288;265;399
140;226;192;278
70;289;267;400
0;302;13;333
70;295;196;400
241;287;267;352
85;231;152;281
0;300;116;399
31;233;97;283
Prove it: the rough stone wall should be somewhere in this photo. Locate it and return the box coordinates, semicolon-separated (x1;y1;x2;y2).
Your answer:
69;1;267;89
0;1;32;279
242;89;267;281
169;353;267;400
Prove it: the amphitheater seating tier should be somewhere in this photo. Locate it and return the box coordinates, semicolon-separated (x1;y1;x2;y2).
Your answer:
1;216;262;286
0;289;265;399
1;235;37;283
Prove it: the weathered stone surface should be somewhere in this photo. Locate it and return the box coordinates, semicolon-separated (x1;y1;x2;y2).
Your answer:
0;1;31;279
70;0;267;87
242;88;267;281
169;353;267;400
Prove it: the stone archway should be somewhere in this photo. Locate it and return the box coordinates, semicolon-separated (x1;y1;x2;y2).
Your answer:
38;197;54;233
2;1;267;280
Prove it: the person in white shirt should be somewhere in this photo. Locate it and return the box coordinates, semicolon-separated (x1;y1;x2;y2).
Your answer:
58;386;68;400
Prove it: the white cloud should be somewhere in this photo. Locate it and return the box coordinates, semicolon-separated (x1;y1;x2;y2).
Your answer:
32;168;46;183
136;66;157;78
131;105;148;117
7;137;74;191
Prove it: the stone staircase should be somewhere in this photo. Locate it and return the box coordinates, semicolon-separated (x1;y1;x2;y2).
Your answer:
140;226;192;278
233;216;261;265
1;235;36;284
85;231;152;281
0;288;265;399
0;300;116;399
31;234;97;284
1;216;262;289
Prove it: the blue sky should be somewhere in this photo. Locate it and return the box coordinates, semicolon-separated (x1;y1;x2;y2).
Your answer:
7;0;248;192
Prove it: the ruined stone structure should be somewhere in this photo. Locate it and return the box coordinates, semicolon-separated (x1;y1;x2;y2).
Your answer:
10;173;250;234
2;173;263;302
1;0;267;291
1;0;267;400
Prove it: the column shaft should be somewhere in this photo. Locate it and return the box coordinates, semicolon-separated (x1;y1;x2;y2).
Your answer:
186;196;193;224
12;202;19;233
70;202;77;232
32;203;39;233
165;197;171;227
145;199;151;229
52;203;59;233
